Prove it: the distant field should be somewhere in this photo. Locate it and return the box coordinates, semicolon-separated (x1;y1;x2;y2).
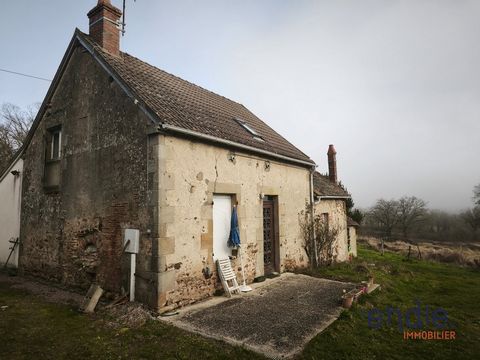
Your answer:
360;236;480;268
1;246;479;359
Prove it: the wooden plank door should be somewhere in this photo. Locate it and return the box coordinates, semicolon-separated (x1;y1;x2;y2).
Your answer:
263;199;278;275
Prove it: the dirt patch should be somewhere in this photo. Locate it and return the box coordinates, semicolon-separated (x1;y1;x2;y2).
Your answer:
0;272;84;306
0;272;154;330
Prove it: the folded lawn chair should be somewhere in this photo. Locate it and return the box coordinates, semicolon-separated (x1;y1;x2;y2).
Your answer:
216;258;240;297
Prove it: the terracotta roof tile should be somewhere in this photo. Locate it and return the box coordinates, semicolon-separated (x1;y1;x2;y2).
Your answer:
347;217;360;227
78;31;313;163
313;171;350;198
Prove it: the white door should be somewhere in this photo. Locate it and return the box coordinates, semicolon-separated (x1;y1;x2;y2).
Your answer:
213;195;232;261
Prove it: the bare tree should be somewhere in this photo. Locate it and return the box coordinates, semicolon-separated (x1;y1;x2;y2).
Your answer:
398;196;427;239
461;184;480;242
397;196;427;258
369;199;399;254
474;184;480;207
461;208;480;241
0;102;37;171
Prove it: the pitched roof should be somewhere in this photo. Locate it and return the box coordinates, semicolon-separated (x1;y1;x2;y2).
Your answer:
77;30;313;165
347;217;360;227
313;171;350;198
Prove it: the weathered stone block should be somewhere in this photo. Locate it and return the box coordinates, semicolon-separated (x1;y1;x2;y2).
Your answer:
159;237;175;255
200;205;212;220
151;255;168;273
159;206;175;224
201;232;212;250
157;270;176;292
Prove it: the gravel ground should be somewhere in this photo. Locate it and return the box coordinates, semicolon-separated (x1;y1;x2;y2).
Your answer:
163;273;355;358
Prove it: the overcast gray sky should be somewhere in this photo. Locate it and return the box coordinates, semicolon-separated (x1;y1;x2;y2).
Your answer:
1;0;479;211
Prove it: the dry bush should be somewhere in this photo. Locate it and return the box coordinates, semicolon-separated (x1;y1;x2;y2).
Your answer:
103;302;153;329
300;207;340;267
424;249;467;265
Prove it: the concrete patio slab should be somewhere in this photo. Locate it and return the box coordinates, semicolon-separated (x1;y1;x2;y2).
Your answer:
159;273;355;358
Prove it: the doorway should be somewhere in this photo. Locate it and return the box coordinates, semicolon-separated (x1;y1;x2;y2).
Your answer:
263;196;279;275
212;195;232;261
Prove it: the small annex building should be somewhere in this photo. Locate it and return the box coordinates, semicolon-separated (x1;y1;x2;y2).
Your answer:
313;145;355;262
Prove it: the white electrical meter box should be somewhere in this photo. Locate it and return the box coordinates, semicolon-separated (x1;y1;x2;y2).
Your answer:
124;229;140;254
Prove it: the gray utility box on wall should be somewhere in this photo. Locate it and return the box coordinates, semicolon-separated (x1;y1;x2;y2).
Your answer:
124;229;140;254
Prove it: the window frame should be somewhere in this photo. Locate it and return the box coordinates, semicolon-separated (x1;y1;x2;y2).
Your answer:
49;129;62;161
234;117;265;142
43;125;62;192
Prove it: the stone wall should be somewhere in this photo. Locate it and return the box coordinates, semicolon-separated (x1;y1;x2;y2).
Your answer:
16;41;323;312
348;226;358;257
314;199;349;262
19;45;155;302
151;135;312;310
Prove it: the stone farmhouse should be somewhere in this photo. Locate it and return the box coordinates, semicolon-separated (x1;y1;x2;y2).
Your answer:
0;0;356;311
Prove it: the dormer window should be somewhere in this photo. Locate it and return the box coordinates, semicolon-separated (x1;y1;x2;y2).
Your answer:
234;118;265;142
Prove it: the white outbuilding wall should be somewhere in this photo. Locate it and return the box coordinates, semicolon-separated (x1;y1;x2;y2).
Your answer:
0;156;23;268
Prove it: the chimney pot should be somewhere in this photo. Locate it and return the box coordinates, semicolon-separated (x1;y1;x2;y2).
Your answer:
327;144;337;184
87;0;122;56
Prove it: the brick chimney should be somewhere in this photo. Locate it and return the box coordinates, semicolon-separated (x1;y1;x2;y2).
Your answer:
327;144;337;184
87;0;122;56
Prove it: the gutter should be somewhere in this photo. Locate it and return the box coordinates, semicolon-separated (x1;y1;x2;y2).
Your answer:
316;195;351;200
158;123;315;168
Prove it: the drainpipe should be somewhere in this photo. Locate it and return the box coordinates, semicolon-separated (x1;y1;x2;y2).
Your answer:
130;252;136;302
309;167;318;267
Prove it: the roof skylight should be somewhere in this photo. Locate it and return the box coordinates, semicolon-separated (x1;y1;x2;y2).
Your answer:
234;118;264;141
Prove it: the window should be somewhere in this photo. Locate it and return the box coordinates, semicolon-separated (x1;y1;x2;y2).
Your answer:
50;130;61;160
234;118;265;142
44;126;62;189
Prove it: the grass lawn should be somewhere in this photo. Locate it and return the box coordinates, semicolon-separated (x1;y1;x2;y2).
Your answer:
1;245;479;359
0;281;261;360
301;246;480;359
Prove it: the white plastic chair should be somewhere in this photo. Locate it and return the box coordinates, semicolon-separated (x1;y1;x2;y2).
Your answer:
216;258;240;297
